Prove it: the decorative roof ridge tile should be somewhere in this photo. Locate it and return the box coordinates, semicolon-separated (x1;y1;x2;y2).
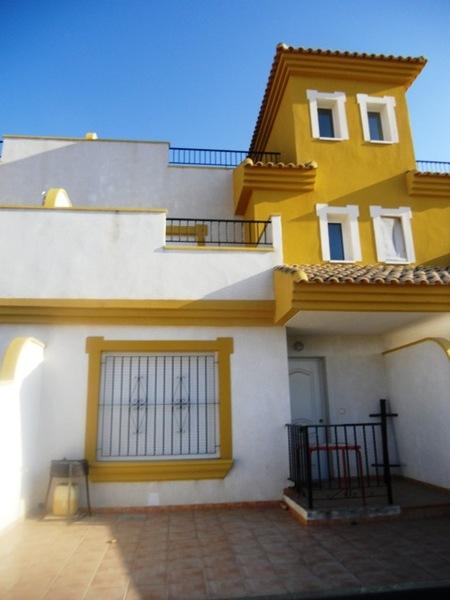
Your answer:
242;158;317;169
276;43;427;63
411;170;450;177
275;264;450;286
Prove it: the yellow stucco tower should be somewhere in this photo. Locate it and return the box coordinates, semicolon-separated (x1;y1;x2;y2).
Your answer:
234;45;450;268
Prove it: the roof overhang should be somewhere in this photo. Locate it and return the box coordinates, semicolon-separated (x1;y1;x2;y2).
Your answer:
233;158;317;215
251;44;427;153
274;267;450;326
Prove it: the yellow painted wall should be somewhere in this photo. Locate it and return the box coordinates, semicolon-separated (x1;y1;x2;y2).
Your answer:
244;75;450;266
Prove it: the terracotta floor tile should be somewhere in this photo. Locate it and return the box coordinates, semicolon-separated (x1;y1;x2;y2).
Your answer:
244;577;287;596
84;586;126;600
206;578;248;599
44;585;88;600
126;584;169;600
168;581;208;600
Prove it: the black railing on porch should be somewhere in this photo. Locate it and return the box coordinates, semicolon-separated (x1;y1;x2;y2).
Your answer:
166;218;272;247
287;400;397;510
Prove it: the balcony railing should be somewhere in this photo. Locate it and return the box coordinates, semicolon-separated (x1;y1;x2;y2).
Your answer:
169;147;281;167
416;160;450;173
166;218;272;247
287;400;398;510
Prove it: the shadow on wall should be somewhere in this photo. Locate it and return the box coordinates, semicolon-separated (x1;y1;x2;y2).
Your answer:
0;337;45;531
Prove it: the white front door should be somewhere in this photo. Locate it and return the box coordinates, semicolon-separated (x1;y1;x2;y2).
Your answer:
288;358;328;425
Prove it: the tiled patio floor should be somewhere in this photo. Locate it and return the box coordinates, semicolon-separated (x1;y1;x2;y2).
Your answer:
1;508;450;600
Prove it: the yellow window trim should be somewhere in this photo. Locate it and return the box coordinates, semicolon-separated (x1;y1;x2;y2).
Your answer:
85;337;234;482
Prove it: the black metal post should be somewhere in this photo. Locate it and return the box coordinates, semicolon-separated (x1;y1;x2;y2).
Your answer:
303;427;314;510
379;399;394;505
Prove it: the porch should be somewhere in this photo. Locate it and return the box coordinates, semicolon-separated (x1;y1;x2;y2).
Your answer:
1;507;450;600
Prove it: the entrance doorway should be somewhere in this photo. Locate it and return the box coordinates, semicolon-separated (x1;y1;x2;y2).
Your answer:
288;357;328;425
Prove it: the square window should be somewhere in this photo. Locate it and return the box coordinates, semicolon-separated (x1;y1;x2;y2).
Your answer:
318;108;335;138
327;222;345;260
97;352;219;461
307;90;349;141
368;111;384;141
379;217;407;261
357;94;398;144
370;206;415;264
316;204;361;262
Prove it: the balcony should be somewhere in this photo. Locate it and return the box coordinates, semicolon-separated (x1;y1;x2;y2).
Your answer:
165;218;272;248
407;160;450;197
169;146;280;168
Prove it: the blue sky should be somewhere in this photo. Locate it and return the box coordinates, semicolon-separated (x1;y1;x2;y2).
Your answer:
2;0;449;159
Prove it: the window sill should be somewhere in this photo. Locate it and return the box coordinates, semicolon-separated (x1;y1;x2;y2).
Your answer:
382;259;412;265
327;259;358;263
88;458;234;482
365;139;396;145
315;136;347;142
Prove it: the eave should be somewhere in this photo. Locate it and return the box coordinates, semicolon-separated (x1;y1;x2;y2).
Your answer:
251;44;426;153
406;170;450;198
274;270;450;325
233;159;317;215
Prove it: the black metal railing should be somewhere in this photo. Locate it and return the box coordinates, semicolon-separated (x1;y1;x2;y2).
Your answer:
169;147;281;167
416;160;450;173
287;400;397;509
166;218;272;247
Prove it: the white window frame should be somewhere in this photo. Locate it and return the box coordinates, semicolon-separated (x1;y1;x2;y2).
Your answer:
306;90;349;141
316;204;361;262
370;206;415;264
357;94;399;144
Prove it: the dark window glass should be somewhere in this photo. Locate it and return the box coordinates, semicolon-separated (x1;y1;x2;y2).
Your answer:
328;223;345;260
318;108;335;138
368;111;384;141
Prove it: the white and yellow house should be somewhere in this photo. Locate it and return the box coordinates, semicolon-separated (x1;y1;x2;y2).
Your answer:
0;44;449;529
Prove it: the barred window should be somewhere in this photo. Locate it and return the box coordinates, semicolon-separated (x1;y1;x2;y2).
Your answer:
85;337;233;482
97;353;219;461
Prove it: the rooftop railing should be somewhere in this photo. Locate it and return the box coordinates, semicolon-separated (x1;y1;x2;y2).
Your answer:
416;160;450;173
166;218;272;247
169;147;281;168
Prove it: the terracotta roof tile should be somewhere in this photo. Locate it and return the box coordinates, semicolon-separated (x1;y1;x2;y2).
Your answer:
242;158;317;169
413;170;450;177
275;264;450;286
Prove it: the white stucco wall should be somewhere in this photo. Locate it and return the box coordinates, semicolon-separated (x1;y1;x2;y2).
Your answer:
384;340;450;489
0;209;280;299
0;325;290;510
0;137;234;218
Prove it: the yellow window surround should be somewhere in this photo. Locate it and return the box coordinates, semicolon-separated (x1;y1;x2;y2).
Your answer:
85;337;234;482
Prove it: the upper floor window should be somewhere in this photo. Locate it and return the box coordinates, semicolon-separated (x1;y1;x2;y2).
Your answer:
370;206;415;263
316;204;361;262
357;94;399;144
307;90;349;141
